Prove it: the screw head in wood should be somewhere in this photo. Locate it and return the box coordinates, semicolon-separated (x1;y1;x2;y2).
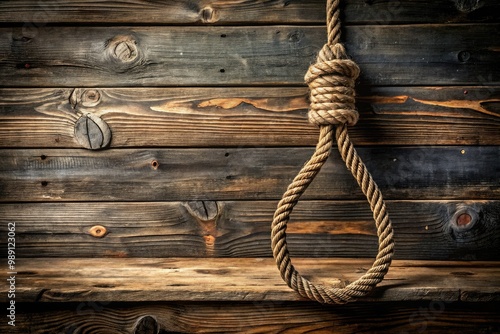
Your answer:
74;114;112;150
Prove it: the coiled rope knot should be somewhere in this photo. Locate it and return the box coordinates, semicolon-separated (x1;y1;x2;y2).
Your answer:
305;43;360;127
271;0;394;305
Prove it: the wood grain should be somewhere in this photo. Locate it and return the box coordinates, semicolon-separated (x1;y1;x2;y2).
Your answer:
0;0;498;330
0;86;498;148
1;24;498;87
1;258;499;303
2;301;499;334
0;201;498;260
0;147;498;202
0;0;497;24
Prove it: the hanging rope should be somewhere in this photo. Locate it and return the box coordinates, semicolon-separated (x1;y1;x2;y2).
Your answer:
271;0;395;304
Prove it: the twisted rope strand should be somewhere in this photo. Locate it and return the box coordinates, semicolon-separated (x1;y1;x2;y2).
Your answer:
271;0;395;304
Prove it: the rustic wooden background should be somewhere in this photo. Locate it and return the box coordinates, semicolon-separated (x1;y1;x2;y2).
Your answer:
0;0;499;333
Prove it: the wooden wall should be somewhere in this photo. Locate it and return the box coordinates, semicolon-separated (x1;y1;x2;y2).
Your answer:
0;0;499;333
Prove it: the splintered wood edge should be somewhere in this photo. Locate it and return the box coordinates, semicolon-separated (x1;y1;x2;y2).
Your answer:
5;258;500;303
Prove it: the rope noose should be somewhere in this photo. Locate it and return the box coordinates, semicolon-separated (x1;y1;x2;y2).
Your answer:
270;0;395;304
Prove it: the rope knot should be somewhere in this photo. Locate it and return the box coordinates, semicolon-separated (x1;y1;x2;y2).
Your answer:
305;43;360;126
272;0;394;305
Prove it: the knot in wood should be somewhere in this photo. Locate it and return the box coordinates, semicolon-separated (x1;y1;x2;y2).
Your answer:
70;88;102;108
199;6;219;24
305;43;360;126
110;37;138;63
450;205;478;232
105;35;141;72
453;0;483;13
186;201;219;222
134;315;159;334
89;225;108;238
81;89;101;107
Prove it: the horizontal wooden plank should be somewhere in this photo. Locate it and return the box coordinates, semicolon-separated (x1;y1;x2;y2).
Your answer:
1;24;498;87
0;147;498;202
3;301;500;334
0;201;498;260
0;86;498;148
2;258;499;303
0;0;497;24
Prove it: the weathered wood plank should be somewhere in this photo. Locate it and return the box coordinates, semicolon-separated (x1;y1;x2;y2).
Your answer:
1;24;498;87
2;301;499;334
0;86;498;148
0;147;498;202
0;201;498;260
2;258;499;303
0;0;497;24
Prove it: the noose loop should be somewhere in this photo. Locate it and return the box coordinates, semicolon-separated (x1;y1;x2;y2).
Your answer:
270;0;395;304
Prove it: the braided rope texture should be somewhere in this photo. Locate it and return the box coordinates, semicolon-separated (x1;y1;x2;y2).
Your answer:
271;0;395;304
